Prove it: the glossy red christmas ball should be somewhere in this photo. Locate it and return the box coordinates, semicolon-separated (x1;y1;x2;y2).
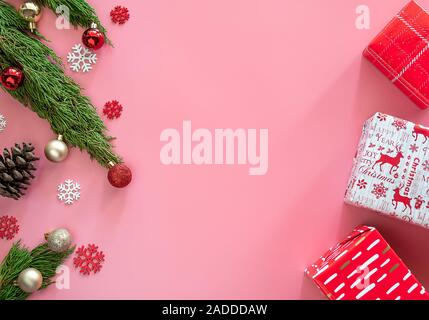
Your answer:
108;163;132;188
1;67;24;90
82;27;105;50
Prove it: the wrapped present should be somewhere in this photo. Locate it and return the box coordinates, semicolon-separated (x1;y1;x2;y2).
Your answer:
363;1;429;109
305;225;429;300
345;113;429;228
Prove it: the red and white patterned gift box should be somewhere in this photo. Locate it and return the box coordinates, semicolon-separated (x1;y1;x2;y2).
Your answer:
364;1;429;109
345;113;429;228
306;225;429;300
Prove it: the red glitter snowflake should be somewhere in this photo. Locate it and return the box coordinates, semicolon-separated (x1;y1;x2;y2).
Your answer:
110;6;130;24
103;100;123;119
0;215;19;240
73;244;105;275
357;179;367;189
392;119;407;131
377;113;388;121
410;143;419;153
371;182;388;199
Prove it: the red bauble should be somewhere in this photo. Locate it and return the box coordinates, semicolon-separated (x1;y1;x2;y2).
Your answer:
1;67;24;90
108;163;132;188
82;27;105;50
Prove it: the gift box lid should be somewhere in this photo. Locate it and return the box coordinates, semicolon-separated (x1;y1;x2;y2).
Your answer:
305;226;373;280
364;1;429;109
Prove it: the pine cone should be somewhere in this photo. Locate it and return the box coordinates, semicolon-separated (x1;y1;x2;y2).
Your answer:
0;143;39;200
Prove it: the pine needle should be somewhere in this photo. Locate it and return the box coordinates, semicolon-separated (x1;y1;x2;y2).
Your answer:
0;241;74;300
0;0;121;167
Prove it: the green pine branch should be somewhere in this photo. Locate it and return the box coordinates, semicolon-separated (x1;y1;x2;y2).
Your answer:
36;0;111;44
0;1;121;167
0;241;74;300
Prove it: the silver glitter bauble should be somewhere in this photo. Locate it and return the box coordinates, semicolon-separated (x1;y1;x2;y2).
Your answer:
46;228;72;253
45;135;68;162
17;268;43;293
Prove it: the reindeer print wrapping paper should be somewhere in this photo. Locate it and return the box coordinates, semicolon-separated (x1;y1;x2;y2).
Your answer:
363;1;429;109
306;226;429;300
345;113;429;228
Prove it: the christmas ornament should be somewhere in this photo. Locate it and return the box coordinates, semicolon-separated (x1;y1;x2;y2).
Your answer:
0;114;6;133
0;215;19;240
57;179;81;205
67;43;97;73
0;143;39;200
46;228;72;253
1;66;24;90
103;100;123;119
108;162;132;188
110;6;130;24
44;135;69;163
18;1;42;32
73;244;105;275
82;23;105;50
17;268;43;293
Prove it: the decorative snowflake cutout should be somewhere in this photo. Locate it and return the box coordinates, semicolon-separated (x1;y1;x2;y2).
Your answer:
58;179;81;205
110;6;130;24
357;179;367;189
103;100;123;119
67;44;97;73
392;119;407;131
371;182;388;199
0;215;19;240
0;114;6;133
377;113;387;121
73;244;105;275
415;196;425;210
423;160;429;171
410;143;419;153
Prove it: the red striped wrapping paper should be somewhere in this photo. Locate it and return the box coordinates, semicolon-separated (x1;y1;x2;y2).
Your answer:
305;226;429;300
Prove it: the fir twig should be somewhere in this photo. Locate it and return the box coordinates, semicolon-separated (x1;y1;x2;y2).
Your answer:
0;1;121;167
0;241;74;300
36;0;111;44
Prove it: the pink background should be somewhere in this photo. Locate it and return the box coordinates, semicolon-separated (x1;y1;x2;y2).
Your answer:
1;0;429;300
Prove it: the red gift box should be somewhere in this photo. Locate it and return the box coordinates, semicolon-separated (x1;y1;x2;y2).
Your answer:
364;1;429;109
306;226;429;300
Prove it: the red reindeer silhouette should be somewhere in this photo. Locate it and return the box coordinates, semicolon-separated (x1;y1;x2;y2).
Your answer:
413;124;429;143
392;184;412;214
372;145;403;175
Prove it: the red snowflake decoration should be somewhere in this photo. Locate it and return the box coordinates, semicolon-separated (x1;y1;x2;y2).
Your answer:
73;244;105;275
415;196;425;210
0;215;19;240
103;100;123;120
357;179;367;189
423;160;429;172
410;143;419;153
377;113;387;121
110;6;130;24
392;119;407;131
371;182;388;199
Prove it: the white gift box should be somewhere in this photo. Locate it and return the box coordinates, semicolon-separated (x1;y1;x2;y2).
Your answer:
345;113;429;228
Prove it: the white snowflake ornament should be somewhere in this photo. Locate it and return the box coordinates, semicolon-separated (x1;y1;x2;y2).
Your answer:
67;44;97;73
0;114;6;133
58;179;81;205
